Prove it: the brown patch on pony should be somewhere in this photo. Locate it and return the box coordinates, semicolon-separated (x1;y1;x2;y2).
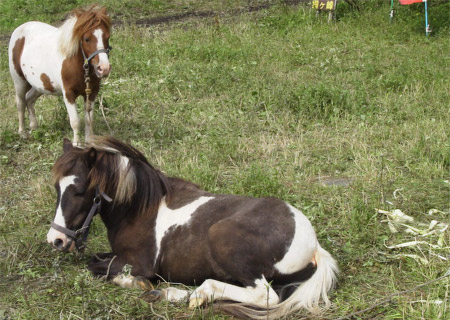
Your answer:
61;54;101;104
12;37;26;79
40;73;55;92
165;177;206;209
72;5;111;43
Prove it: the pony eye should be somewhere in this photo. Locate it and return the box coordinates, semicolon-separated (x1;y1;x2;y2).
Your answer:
84;37;90;42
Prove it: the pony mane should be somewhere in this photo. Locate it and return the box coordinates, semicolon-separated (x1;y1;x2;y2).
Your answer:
58;5;111;58
53;136;169;218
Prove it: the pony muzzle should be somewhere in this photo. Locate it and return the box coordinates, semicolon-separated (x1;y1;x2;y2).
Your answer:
94;61;111;78
47;230;76;252
91;51;111;78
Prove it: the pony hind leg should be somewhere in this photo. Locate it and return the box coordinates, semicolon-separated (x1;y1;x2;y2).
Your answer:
25;88;42;131
189;276;279;309
13;81;31;138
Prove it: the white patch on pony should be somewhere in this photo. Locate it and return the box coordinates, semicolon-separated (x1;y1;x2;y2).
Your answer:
10;22;65;96
274;204;318;274
189;276;279;309
154;196;214;265
162;287;190;302
46;175;77;244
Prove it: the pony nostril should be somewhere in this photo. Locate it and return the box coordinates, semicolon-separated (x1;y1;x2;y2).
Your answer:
97;65;110;77
53;238;64;249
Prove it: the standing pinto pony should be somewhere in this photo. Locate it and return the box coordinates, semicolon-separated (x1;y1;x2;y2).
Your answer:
47;137;338;319
8;5;112;144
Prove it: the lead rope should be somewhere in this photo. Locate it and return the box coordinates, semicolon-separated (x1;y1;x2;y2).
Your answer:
83;59;93;125
99;93;113;134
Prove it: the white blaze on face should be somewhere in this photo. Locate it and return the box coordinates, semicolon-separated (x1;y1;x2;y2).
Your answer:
46;175;77;248
92;28;110;78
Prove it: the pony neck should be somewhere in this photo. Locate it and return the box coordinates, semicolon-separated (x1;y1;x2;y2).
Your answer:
92;152;169;229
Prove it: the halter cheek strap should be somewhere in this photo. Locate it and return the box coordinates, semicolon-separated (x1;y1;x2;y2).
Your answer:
51;188;112;251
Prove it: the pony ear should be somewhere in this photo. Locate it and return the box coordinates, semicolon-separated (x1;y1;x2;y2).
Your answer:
63;138;73;152
85;147;97;167
73;8;85;18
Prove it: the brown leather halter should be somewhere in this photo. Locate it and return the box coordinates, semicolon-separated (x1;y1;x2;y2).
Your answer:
51;188;112;251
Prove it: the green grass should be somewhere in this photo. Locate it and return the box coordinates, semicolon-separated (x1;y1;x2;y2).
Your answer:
1;0;449;319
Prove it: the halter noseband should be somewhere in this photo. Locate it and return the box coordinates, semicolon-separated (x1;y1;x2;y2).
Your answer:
51;187;112;251
81;44;112;71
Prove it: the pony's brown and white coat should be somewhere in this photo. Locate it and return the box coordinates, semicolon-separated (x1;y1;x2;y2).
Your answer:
8;5;111;144
47;137;338;319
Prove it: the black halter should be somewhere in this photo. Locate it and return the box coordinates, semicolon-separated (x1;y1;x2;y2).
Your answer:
51;187;112;251
81;43;112;71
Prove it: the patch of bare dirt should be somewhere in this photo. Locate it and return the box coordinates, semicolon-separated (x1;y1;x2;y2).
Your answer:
114;0;306;27
0;1;308;45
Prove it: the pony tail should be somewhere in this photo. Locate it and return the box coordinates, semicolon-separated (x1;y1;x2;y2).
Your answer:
277;245;338;313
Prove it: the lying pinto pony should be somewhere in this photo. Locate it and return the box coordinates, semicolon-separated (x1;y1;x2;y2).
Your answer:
47;136;338;319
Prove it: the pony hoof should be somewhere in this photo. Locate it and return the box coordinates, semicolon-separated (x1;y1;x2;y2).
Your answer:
132;276;154;291
141;290;164;303
189;297;205;309
18;131;29;139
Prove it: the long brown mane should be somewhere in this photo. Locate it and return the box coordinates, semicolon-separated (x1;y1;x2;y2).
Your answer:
72;5;111;42
58;5;111;58
52;137;169;218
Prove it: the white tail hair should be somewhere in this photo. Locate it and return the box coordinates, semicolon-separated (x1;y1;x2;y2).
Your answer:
217;245;338;319
58;16;79;58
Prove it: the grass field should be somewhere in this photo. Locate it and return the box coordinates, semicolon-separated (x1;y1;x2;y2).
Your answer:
0;0;449;319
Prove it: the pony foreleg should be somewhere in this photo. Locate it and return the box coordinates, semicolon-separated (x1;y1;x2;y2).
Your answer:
189;277;279;309
112;273;154;291
87;253;154;291
63;96;80;145
84;98;94;141
87;252;121;277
